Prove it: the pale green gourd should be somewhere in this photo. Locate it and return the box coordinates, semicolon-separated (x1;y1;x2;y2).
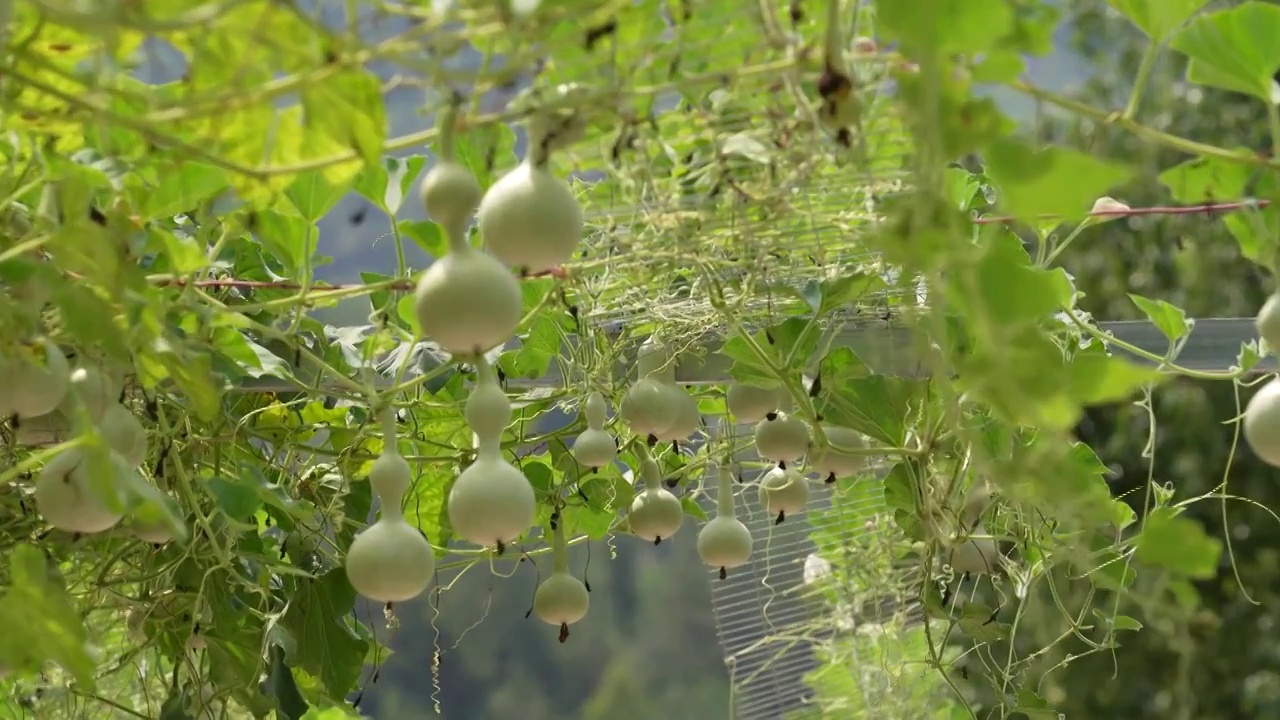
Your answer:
725;383;778;424
368;408;414;509
34;448;126;534
1257;293;1280;352
414;129;523;357
626;454;684;544
477;119;584;275
9;339;70;419
447;357;536;550
532;521;590;642
619;339;680;439
101;402;148;468
808;426;867;483
697;466;753;579
758;464;809;524
753;393;810;465
1244;378;1280;468
572;391;617;469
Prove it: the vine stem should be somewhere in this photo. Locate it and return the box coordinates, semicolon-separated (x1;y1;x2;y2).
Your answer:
1122;41;1161;120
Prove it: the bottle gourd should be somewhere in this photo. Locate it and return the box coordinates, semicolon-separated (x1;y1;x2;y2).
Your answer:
345;409;436;604
641;339;700;452
753;393;810;467
533;520;590;643
725;382;778;425
477;118;584;275
619;339;680;443
572;391;617;471
808;426;866;484
758;464;809;525
447;358;536;552
626;453;684;545
414;123;523;358
697;466;754;580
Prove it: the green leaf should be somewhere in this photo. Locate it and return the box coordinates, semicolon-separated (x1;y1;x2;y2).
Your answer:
281;569;369;699
878;0;1013;54
155;227;210;274
209;475;266;519
1223;203;1279;265
286;170;352;223
957;602;1009;642
399;220;448;259
300;69;386;167
252;210;315;278
354;155;426;215
1157;154;1253;203
456;123;517;189
1128;294;1190;342
1135;507;1223;579
266;644;311;720
0;545;96;685
681;494;708;522
817;273;888;315
967;231;1075;328
137;162;229;220
984;139;1135;223
1107;0;1210;40
971;50;1027;83
721;317;819;383
1068;352;1160;407
500;315;561;379
1170;2;1280;101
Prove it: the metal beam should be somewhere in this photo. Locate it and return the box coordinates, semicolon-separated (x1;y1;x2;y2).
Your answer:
234;317;1266;394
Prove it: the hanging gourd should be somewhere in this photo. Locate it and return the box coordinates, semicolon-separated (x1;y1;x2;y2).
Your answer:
532;519;590;643
572;391;617;471
808;426;867;484
447;357;536;553
477;113;584;276
725;382;779;425
345;408;436;604
619;339;680;443
753;392;810;467
626;452;684;545
8;338;69;419
758;464;809;525
414;105;524;358
641;338;700;453
34;448;127;534
697;466;753;580
947;524;1001;575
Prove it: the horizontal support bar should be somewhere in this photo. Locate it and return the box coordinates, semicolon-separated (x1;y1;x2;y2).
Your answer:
234;317;1267;395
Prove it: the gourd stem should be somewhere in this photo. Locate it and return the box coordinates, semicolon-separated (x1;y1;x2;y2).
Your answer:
551;521;569;574
444;218;470;255
379;407;398;457
639;451;662;491
716;467;736;519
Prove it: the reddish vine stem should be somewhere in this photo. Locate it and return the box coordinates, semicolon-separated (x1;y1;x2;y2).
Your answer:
973;199;1270;225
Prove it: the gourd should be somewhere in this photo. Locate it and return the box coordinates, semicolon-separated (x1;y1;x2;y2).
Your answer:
532;520;590;643
447;357;536;551
414;115;523;358
697;466;753;579
1244;379;1280;468
643;339;700;449
815;0;860;134
725;383;778;424
132;519;177;545
345;409;435;603
8;338;70;419
419;160;482;231
34;448;126;534
572;391;617;471
947;524;1000;575
14;409;74;447
476;116;584;275
619;340;680;441
753;394;810;466
758;465;809;524
65;363;117;423
626;454;684;544
1258;293;1280;351
101;402;148;468
809;426;866;483
368;437;414;509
